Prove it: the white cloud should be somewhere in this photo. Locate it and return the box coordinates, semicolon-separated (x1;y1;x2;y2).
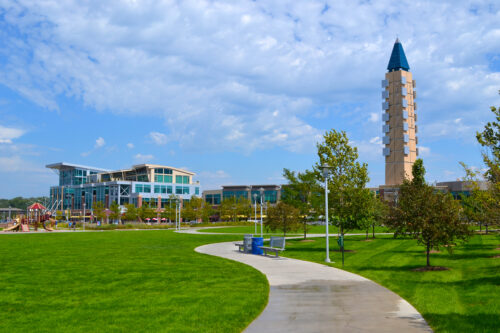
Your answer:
418;146;431;156
369;113;379;123
149;132;168;145
126;143;134;149
198;170;231;189
134;153;154;163
0;125;25;143
0;1;499;156
94;137;105;148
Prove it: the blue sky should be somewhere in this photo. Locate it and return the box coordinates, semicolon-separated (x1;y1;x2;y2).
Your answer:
0;0;499;198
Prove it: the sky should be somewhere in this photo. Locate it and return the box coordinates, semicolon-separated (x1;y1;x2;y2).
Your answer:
0;0;499;198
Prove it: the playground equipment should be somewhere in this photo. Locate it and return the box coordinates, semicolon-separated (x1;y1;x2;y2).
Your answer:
3;202;55;232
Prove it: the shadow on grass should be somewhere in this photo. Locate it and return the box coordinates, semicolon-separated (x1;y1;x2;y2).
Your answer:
424;313;500;332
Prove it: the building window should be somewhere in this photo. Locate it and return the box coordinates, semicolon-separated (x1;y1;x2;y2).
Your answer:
404;146;410;155
154;185;161;194
167;186;173;194
176;175;182;183
176;186;183;194
195;187;200;195
135;184;143;193
143;185;151;193
164;175;172;183
183;187;189;194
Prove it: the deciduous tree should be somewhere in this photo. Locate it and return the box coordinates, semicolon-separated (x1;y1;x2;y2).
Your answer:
387;159;471;267
265;202;301;237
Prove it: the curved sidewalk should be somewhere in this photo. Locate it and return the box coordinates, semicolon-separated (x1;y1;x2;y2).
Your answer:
196;241;431;333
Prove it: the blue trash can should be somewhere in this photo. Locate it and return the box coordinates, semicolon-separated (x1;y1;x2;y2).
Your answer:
252;237;264;255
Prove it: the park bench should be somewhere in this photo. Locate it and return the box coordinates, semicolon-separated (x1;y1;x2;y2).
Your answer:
259;236;285;258
235;234;253;253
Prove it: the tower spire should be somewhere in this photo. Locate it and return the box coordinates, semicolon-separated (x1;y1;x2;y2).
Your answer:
387;38;409;72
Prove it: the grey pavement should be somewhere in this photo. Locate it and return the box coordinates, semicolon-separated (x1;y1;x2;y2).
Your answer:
195;241;432;333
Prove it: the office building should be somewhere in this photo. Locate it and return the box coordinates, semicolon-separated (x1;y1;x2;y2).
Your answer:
46;162;200;212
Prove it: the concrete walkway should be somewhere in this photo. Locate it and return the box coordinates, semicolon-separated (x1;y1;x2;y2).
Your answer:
196;241;431;333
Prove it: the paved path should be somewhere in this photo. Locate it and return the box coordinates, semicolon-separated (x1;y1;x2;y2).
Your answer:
195;241;431;333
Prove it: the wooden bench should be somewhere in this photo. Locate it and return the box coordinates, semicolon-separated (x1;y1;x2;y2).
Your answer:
259;236;285;258
235;234;253;253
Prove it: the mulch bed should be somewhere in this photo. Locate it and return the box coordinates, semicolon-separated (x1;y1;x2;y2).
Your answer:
412;266;449;272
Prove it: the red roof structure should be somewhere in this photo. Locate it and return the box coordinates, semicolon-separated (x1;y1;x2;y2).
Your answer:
28;203;46;210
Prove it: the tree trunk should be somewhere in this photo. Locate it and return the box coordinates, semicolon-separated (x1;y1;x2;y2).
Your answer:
366;229;368;240
303;220;307;240
479;222;482;231
372;223;375;239
426;242;431;267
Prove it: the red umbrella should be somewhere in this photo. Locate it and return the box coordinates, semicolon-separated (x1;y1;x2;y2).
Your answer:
161;218;166;221
28;202;46;210
145;218;150;221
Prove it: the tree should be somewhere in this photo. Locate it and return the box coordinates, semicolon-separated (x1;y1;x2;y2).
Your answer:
92;201;105;224
282;168;322;239
473;97;500;228
315;130;370;239
265;202;301;237
387;159;471;267
138;202;155;222
123;204;138;222
236;197;252;221
109;201;121;224
219;197;238;222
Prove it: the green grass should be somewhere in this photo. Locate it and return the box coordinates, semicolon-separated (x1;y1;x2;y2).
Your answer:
198;225;390;235
282;234;500;332
0;231;268;332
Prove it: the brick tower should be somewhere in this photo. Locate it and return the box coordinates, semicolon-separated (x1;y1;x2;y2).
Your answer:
382;39;418;185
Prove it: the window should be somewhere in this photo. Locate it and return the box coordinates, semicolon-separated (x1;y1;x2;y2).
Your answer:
381;79;388;88
176;186;183;194
401;76;406;84
167;186;173;194
143;185;151;193
404;146;410;155
382;113;389;122
183;176;189;184
176;175;182;183
383;136;390;144
402;99;408;107
161;186;167;194
403;134;409;143
383;124;390;133
403;111;408;119
164;175;172;183
155;175;163;182
382;101;389;110
183;187;189;194
137;175;148;182
195;187;200;195
381;90;389;99
135;184;143;193
383;147;390;156
401;87;407;96
154;185;161;194
403;123;409;131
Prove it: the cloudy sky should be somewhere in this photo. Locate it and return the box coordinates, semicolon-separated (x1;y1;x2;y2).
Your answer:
0;0;499;198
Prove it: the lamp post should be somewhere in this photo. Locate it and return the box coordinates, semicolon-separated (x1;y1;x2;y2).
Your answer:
259;188;264;238
321;164;332;263
253;193;257;234
83;202;86;231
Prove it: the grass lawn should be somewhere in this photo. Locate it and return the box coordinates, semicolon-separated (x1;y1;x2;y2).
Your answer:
283;233;500;332
0;231;268;332
198;224;390;235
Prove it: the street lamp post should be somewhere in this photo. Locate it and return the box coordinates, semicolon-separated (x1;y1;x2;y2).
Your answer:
259;188;264;238
83;202;86;231
253;193;257;234
321;164;332;263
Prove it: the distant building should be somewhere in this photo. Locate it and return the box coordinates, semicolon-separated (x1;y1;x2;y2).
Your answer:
46;162;200;212
203;185;283;206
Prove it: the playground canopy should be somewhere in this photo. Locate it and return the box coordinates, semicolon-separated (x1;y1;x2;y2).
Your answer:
28;203;46;210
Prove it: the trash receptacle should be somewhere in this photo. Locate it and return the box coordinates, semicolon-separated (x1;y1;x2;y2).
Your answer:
243;234;253;253
252;237;264;255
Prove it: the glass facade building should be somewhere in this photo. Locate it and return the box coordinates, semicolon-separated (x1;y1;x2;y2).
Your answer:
203;185;282;206
46;162;201;212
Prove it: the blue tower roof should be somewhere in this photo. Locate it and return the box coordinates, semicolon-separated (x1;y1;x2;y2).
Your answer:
387;38;410;72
